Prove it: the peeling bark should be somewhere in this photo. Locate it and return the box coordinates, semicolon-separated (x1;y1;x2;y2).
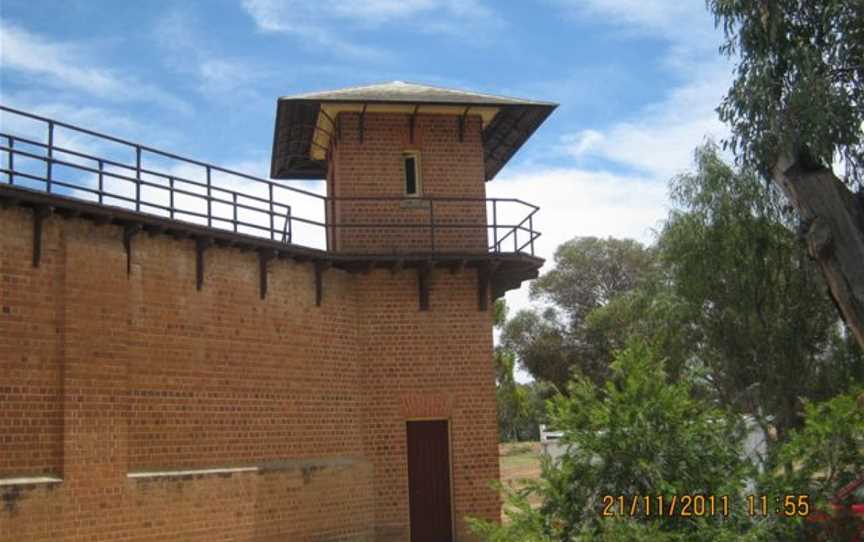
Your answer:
773;156;864;350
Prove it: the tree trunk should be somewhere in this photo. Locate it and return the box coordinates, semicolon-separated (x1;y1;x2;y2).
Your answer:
773;157;864;350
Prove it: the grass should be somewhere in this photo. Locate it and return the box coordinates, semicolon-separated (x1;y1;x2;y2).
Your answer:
499;441;544;522
500;442;542;477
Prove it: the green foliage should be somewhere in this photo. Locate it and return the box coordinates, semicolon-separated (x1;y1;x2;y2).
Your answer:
476;354;864;541
545;341;756;539
495;347;528;441
656;144;857;435
500;309;572;392
474;341;773;541
576;145;862;438
494;299;554;442
758;389;864;540
502;237;654;389
582;264;696;384
708;0;864;185
499;381;556;442
529;237;654;322
485;140;864;538
468;479;555;542
824;327;864;391
773;389;864;498
493;298;508;329
495;344;554;442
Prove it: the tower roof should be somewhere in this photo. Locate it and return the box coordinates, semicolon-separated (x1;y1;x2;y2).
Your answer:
279;80;556;106
270;81;557;181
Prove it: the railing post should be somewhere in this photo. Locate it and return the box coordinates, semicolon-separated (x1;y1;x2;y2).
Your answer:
7;137;13;185
233;193;238;233
514;226;518;253
269;183;275;240
325;199;330;251
529;215;535;256
429;199;435;253
282;205;292;243
329;198;336;251
46;121;54;193
492;200;498;253
169;177;175;219
206;166;212;228
135;146;142;212
98;160;104;204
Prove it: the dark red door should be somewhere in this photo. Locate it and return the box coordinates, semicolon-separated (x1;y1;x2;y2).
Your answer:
407;420;453;542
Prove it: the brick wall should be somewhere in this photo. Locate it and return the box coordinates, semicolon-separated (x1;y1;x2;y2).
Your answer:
0;205;501;541
0;209;63;477
329;113;489;254
357;270;500;541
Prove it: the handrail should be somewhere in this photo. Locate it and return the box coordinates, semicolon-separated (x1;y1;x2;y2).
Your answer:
0;105;327;201
0;104;541;256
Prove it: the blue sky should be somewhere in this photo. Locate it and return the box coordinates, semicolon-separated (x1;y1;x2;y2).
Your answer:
0;0;733;319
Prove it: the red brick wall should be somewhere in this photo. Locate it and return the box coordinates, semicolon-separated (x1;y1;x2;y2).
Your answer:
0;209;63;477
329;113;489;254
124;234;363;471
357;270;501;541
0;206;500;541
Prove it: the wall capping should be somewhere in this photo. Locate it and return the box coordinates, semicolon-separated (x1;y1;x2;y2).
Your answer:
0;476;62;487
127;457;365;481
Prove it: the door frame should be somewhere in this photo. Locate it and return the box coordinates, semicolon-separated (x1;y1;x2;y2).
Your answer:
405;417;457;541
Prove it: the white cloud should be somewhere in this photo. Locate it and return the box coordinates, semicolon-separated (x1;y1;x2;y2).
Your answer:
555;0;729;76
552;0;734;188
240;0;499;59
0;22;191;114
555;0;716;43
488;166;670;383
496;2;734;383
116;156;329;248
0;89;188;172
153;10;274;99
243;0;492;27
560;68;730;180
565;129;604;156
488;167;669;317
494;0;729;359
198;60;258;93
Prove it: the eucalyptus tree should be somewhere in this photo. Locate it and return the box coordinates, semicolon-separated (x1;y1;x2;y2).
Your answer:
657;144;852;436
501;237;654;390
708;0;864;348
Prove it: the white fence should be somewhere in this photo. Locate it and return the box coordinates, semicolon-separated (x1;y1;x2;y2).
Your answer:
538;417;768;468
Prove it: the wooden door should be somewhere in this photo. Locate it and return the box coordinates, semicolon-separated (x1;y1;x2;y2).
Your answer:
406;420;453;542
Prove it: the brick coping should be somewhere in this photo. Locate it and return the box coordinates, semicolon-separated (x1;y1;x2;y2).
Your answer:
0;461;364;485
0;476;63;487
128;467;257;479
127;457;364;481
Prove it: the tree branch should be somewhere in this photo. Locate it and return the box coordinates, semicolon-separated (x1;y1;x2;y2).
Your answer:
772;153;864;350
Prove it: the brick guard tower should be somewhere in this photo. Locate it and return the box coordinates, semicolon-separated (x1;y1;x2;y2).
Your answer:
0;82;556;541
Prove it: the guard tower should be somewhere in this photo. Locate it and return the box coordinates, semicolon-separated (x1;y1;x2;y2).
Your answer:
270;82;557;541
272;81;555;261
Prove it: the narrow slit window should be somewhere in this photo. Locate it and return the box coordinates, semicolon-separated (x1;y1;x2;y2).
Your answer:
403;152;421;196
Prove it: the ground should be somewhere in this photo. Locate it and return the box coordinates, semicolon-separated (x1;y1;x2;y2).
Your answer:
498;441;544;522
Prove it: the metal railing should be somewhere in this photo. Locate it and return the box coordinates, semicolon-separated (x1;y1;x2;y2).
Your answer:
0;105;540;256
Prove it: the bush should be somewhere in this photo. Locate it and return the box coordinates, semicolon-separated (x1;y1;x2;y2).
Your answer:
472;340;776;541
765;389;864;540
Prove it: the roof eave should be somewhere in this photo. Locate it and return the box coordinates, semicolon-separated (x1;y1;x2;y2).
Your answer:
276;96;559;108
270;98;558;181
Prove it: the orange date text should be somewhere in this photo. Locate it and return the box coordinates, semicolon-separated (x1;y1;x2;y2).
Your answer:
600;495;730;518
